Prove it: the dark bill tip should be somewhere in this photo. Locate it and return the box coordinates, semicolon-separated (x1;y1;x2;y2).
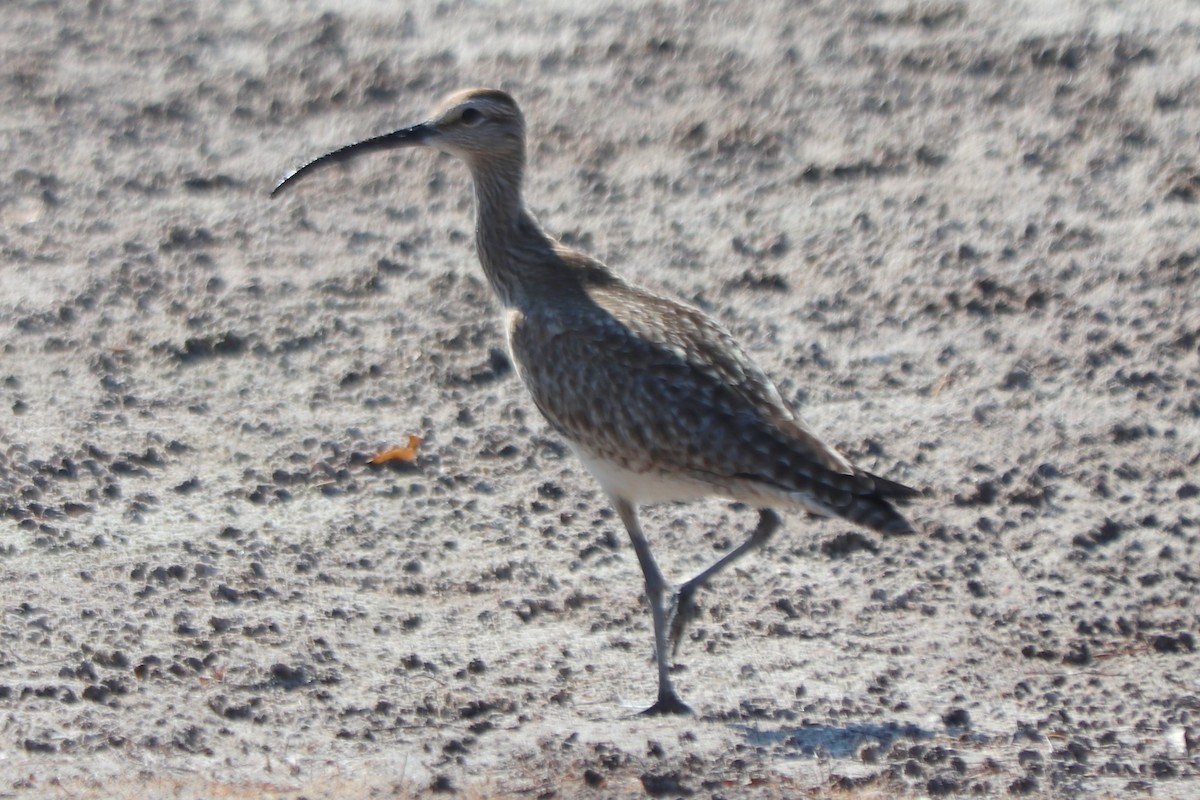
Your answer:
270;123;432;198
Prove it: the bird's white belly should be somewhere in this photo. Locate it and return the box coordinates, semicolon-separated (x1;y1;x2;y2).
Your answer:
567;442;714;505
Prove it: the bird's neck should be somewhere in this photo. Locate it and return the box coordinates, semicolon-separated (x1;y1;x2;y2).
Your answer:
469;159;557;308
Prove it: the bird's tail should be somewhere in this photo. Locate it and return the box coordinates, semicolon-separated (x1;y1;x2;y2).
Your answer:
843;471;919;536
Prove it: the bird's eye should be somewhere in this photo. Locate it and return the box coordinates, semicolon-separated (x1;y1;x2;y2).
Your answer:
460;107;484;126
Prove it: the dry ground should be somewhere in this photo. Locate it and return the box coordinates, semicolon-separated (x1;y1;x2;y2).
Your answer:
1;0;1198;797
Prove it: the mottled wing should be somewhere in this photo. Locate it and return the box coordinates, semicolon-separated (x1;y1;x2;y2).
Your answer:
591;283;855;472
508;279;914;533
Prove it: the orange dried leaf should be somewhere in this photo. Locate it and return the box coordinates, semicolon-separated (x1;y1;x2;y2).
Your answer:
368;434;422;465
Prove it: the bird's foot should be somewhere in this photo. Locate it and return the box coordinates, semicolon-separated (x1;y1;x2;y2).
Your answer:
641;691;693;716
667;584;699;657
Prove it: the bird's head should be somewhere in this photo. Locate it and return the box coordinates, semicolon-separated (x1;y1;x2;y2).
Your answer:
424;88;525;163
271;87;525;197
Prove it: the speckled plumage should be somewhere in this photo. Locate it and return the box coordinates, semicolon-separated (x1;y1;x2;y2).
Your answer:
509;279;913;529
274;87;919;715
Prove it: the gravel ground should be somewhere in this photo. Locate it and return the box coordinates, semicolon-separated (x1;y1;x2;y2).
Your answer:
1;0;1198;797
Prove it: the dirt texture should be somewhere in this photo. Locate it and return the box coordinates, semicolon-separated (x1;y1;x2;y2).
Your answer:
2;0;1199;797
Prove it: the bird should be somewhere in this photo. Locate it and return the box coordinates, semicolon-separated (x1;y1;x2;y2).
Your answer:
272;87;919;715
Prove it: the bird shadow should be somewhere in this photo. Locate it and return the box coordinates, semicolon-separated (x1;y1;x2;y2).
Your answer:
733;719;934;758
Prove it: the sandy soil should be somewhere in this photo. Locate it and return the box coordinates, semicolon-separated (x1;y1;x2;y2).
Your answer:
2;0;1199;797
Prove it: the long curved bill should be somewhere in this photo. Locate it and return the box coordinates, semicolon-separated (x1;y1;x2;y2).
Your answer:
270;122;432;197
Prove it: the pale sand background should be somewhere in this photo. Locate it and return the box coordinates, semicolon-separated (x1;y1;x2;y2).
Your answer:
2;0;1198;797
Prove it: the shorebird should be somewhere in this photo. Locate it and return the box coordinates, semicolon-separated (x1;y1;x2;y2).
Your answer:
273;87;918;715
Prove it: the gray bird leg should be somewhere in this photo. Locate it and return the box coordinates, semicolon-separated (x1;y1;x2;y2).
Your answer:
612;496;693;715
668;508;782;656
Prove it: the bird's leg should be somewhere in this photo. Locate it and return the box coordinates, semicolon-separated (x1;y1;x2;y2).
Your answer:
612;496;692;716
668;508;782;656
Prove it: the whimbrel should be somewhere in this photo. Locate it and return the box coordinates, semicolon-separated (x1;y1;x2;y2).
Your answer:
273;88;918;715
